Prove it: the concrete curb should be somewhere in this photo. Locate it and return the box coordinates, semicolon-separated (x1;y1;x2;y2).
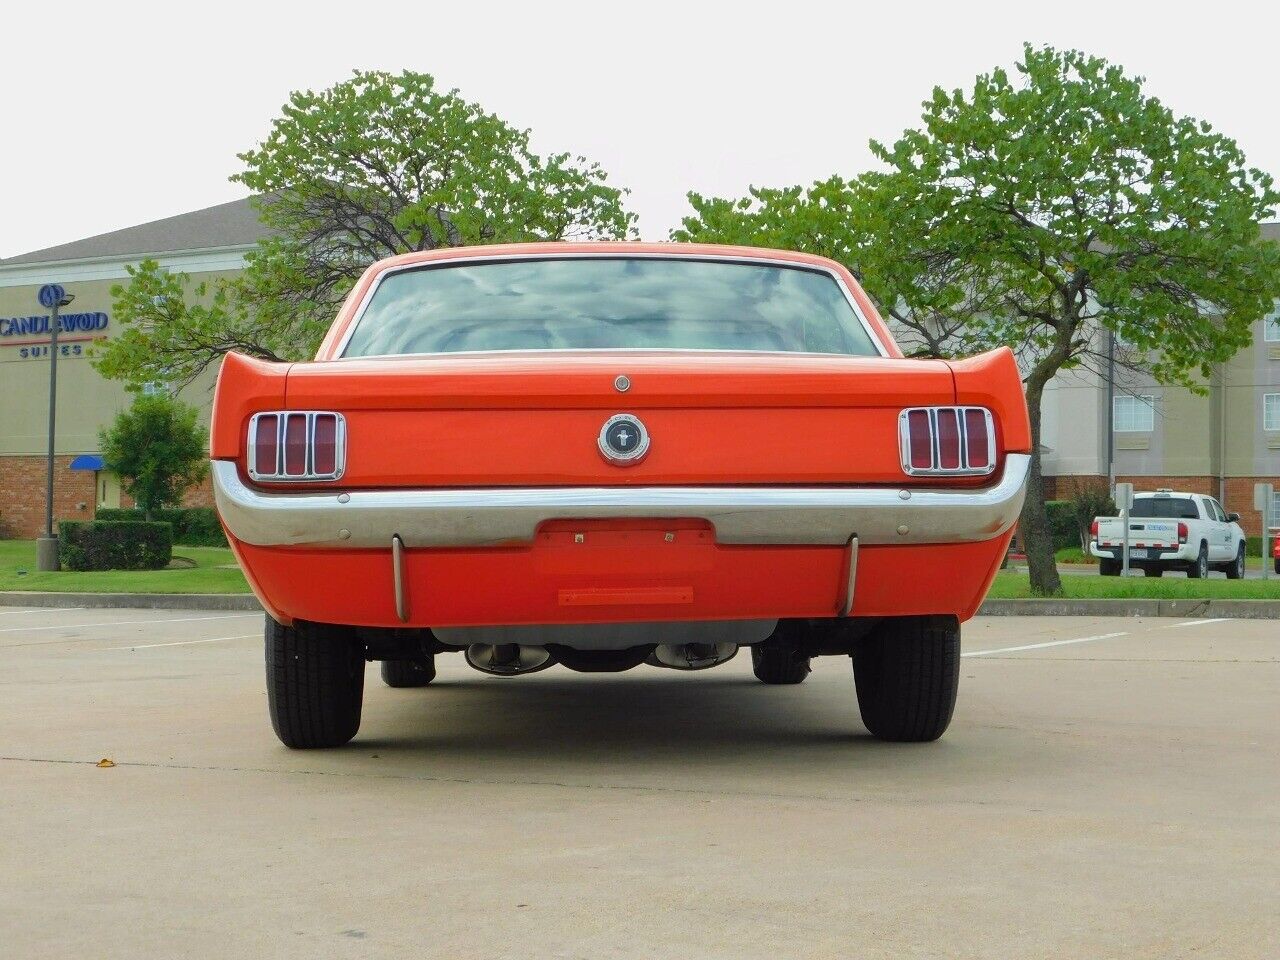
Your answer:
0;592;262;611
978;598;1280;619
2;591;1278;619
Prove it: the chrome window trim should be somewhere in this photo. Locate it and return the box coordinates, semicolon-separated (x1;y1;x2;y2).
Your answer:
898;406;997;477
247;411;347;483
329;252;890;361
211;453;1030;550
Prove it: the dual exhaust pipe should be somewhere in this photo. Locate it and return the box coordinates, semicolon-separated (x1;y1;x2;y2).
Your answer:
464;641;738;676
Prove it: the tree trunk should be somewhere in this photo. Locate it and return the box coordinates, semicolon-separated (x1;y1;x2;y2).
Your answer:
1019;377;1063;596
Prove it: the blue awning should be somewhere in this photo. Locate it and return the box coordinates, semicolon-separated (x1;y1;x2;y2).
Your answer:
69;454;104;471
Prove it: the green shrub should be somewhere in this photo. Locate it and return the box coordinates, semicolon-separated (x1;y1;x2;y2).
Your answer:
1071;487;1117;549
59;521;173;571
1044;500;1078;551
95;507;226;547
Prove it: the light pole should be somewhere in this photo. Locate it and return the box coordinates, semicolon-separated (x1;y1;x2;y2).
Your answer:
36;284;75;572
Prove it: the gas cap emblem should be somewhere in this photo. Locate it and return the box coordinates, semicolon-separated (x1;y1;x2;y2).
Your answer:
598;413;650;465
613;374;631;392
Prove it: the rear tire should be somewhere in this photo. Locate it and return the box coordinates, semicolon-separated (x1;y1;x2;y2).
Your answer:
751;643;811;685
265;616;365;749
1187;544;1209;579
381;657;436;687
1144;566;1164;578
1225;545;1246;580
1099;558;1121;576
852;615;960;742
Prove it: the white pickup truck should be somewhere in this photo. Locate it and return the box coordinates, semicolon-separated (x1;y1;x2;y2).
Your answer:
1090;490;1246;578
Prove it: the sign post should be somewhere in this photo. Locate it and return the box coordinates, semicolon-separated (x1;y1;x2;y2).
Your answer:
36;284;74;572
1256;483;1275;582
1115;482;1135;577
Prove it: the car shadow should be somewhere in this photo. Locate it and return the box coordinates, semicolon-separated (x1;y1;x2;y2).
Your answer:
349;668;926;771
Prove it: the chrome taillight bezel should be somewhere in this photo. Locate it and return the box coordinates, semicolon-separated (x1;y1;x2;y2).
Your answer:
247;411;346;482
898;406;997;477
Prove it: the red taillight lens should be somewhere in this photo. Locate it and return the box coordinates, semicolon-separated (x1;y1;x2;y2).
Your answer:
252;414;279;476
935;408;961;470
312;414;337;476
907;409;933;470
901;406;996;476
1090;519;1099;539
247;411;344;481
283;414;308;476
964;409;990;469
1177;522;1188;544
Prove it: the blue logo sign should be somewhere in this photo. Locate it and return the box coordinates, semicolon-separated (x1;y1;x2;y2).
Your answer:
38;284;66;308
0;311;109;338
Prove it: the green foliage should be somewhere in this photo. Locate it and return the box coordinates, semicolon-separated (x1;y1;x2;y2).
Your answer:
1044;500;1079;551
1070;488;1118;548
99;395;208;515
96;507;226;547
95;70;635;389
58;521;173;571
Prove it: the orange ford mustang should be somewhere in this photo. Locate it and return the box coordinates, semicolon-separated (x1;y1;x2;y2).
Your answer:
211;242;1031;748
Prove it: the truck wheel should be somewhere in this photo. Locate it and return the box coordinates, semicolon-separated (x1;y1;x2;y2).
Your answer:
1144;566;1164;578
1187;544;1209;579
1099;558;1120;576
381;657;436;687
1225;545;1246;580
852;615;960;742
751;643;810;685
265;616;365;749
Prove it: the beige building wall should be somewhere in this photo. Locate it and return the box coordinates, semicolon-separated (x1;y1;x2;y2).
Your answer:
0;271;235;456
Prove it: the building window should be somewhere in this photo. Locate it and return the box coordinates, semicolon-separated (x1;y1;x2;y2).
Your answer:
1113;395;1155;432
1265;302;1280;342
1265;393;1280;432
141;381;167;397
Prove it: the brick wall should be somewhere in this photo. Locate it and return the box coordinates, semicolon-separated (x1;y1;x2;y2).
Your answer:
1223;476;1280;538
0;456;216;539
0;456;97;539
1041;475;1108;500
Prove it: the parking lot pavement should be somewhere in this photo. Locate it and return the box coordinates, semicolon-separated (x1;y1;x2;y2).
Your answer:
1;608;1276;960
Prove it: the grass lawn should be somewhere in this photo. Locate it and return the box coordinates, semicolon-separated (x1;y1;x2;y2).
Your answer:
989;571;1280;600
0;540;250;594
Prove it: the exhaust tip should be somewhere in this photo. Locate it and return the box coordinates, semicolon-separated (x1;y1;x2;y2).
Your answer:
464;643;554;677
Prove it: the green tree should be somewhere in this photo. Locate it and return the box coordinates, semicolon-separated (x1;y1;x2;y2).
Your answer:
100;394;209;518
96;70;636;389
677;44;1280;595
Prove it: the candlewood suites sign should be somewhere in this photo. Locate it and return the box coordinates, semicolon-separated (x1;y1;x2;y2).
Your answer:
0;311;109;357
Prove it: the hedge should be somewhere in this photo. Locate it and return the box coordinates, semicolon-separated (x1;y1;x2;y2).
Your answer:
95;507;226;547
59;521;173;571
1045;500;1078;551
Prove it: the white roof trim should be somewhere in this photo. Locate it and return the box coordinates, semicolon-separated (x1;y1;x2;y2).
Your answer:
0;244;255;287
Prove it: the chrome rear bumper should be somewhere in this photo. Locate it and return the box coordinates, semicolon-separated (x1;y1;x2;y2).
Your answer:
212;454;1029;549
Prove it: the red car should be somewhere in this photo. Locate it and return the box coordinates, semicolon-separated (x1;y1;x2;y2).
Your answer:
212;243;1031;748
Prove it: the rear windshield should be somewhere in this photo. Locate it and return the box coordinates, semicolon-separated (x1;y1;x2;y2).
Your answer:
341;257;881;358
1130;497;1200;519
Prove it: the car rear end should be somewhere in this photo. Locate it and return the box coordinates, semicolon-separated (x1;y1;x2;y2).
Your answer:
211;244;1031;747
212;248;1030;630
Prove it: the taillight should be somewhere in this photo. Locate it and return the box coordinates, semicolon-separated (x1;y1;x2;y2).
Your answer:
899;407;997;476
1090;519;1099;540
1177;522;1188;545
247;411;345;481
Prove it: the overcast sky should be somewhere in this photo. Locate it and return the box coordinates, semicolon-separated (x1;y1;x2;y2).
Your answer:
4;0;1280;258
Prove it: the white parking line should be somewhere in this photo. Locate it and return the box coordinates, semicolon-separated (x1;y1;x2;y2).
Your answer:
0;613;260;634
963;631;1129;658
1162;618;1232;628
107;633;259;650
